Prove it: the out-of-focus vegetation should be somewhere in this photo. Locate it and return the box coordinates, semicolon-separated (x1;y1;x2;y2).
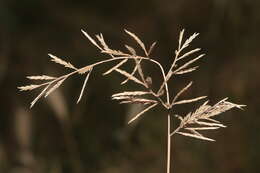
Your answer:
0;0;259;173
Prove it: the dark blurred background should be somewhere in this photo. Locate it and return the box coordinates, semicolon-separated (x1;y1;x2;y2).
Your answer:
0;0;259;173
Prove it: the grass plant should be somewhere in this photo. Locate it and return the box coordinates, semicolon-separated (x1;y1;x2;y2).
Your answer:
19;28;245;173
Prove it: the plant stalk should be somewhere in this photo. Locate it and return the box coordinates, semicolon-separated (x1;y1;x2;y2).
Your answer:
167;113;171;173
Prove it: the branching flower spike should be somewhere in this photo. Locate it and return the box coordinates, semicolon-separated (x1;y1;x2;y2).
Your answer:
18;28;245;173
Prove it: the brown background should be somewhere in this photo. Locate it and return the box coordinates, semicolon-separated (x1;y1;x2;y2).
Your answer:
0;0;259;173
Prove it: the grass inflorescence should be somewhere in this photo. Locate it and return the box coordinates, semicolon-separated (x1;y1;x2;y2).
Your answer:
18;28;245;173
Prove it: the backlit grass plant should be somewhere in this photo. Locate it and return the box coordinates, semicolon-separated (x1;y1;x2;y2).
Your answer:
19;28;245;173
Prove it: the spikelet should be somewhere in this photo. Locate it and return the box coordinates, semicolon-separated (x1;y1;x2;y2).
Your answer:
128;103;157;124
171;81;193;104
181;32;199;50
112;91;151;97
96;33;109;50
176;131;215;142
120;98;157;105
103;59;128;75
49;54;77;70
30;84;50;108
115;69;145;86
18;84;42;91
195;121;226;128
177;48;201;61
178;29;185;50
81;29;102;50
125;45;136;55
78;66;93;74
102;49;127;56
174;66;199;75
77;68;93;103
172;96;207;106
185;127;220;131
174;54;205;73
148;42;157;55
26;75;56;80
124;29;148;56
44;78;66;97
121;59;143;85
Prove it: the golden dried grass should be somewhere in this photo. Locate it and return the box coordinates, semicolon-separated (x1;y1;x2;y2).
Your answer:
18;28;245;173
